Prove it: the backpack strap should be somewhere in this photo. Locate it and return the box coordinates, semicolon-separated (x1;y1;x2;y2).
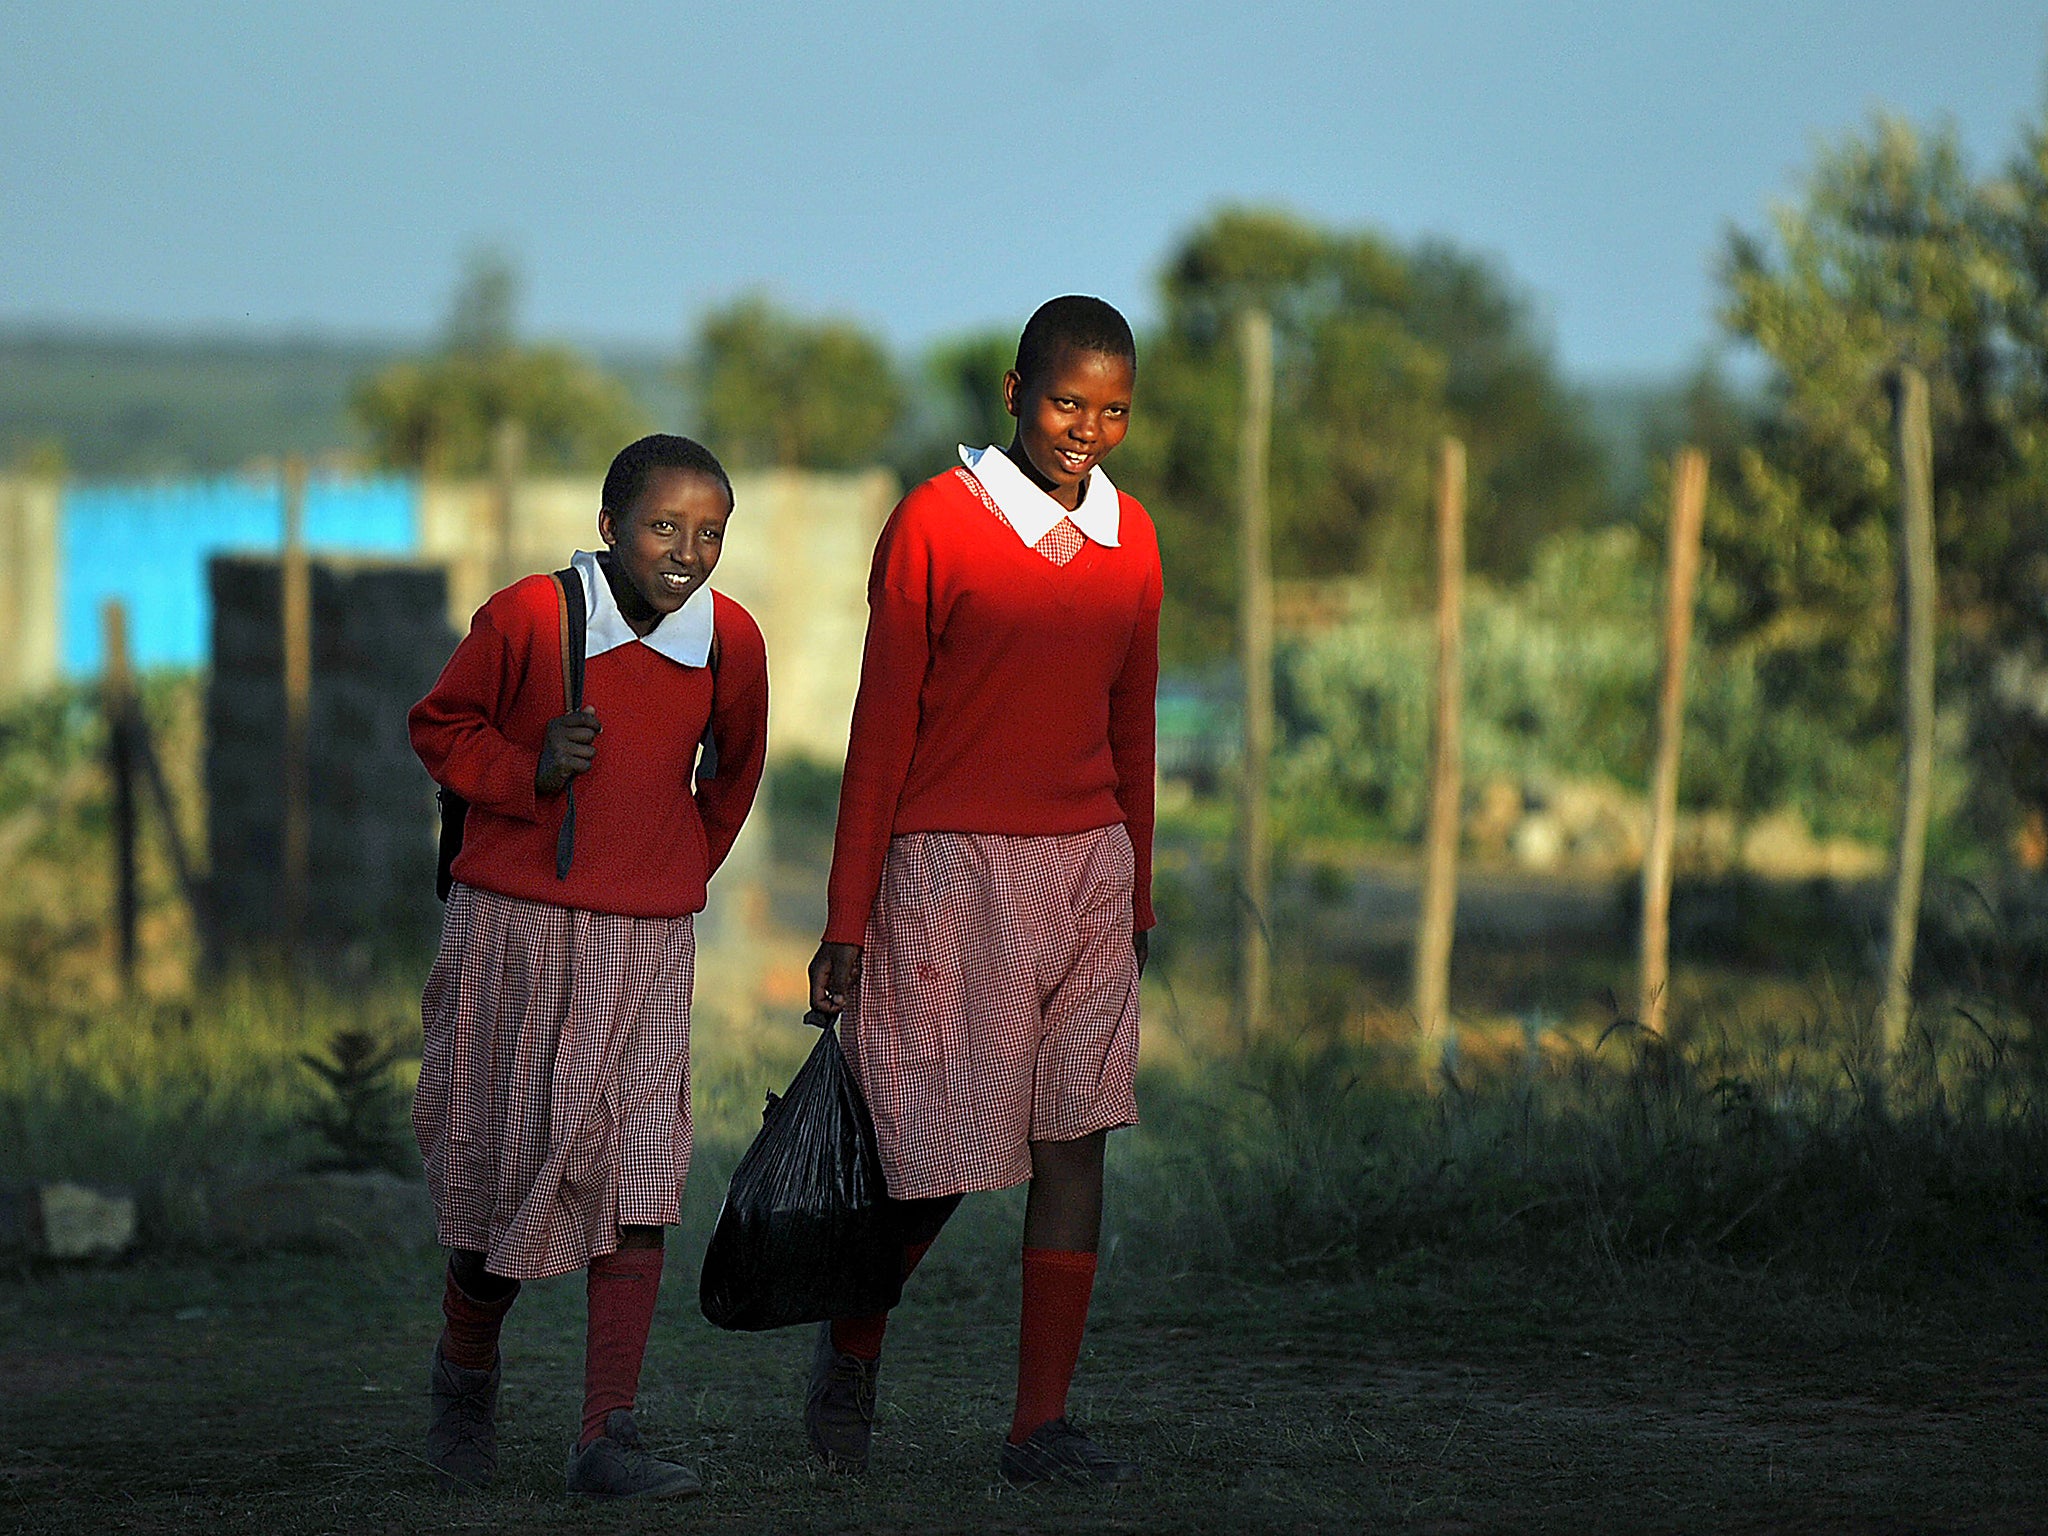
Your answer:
550;568;587;879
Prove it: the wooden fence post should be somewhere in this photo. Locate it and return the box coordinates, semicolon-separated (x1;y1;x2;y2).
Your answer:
101;600;137;992
1639;447;1709;1039
1235;308;1276;1045
280;456;311;957
1413;436;1466;1086
1879;367;1937;1061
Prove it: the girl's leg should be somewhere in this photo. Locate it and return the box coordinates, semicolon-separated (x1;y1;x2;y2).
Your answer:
441;1248;520;1369
807;1194;961;1472
580;1225;666;1446
567;1225;700;1498
1012;1131;1105;1442
428;1249;520;1491
829;1194;961;1359
1001;1130;1137;1483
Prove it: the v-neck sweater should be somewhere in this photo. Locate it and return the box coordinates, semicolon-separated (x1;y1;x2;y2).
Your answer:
409;573;769;919
823;467;1161;945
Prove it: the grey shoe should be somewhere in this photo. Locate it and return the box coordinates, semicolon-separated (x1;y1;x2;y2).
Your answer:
999;1417;1141;1487
564;1409;702;1500
804;1321;879;1473
426;1343;500;1492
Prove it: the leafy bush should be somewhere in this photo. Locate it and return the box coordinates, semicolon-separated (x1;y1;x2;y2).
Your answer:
1273;527;1952;844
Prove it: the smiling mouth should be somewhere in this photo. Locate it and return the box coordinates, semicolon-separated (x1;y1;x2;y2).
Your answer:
659;571;695;593
1054;448;1092;474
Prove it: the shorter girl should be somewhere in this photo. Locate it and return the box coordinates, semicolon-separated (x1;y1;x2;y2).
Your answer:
408;433;767;1499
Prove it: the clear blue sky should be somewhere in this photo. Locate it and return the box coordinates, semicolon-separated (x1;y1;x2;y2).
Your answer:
3;2;2043;378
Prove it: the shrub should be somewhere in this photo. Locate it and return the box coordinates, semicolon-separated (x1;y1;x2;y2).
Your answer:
1273;528;1954;845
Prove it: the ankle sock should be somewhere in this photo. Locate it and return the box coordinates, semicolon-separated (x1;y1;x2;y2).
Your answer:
829;1237;937;1362
439;1262;519;1372
581;1246;665;1446
1008;1247;1098;1444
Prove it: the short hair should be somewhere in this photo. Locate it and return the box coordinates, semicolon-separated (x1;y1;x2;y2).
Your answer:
602;433;734;517
1014;295;1137;386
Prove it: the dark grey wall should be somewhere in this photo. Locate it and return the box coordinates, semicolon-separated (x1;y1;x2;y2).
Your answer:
206;556;454;964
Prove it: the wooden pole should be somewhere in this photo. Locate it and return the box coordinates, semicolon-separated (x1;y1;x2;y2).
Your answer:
1879;368;1937;1060
1236;308;1276;1044
280;455;311;957
1413;438;1466;1085
101;601;137;992
1639;447;1710;1039
132;715;203;922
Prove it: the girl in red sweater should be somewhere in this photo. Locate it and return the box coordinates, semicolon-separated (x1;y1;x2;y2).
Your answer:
807;296;1160;1486
408;434;768;1500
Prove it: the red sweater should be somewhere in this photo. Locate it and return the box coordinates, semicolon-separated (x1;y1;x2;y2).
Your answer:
823;468;1161;944
409;574;768;919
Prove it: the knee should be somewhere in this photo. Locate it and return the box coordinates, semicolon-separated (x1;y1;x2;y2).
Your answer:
449;1248;519;1304
895;1193;962;1250
1028;1132;1107;1187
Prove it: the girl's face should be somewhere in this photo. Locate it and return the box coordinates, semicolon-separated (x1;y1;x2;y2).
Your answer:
598;467;730;633
1003;345;1135;511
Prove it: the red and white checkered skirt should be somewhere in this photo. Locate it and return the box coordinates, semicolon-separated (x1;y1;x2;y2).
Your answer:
843;825;1140;1201
413;884;695;1280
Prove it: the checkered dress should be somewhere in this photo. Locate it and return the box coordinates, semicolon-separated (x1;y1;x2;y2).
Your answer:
413;884;695;1280
954;466;1086;565
843;825;1140;1201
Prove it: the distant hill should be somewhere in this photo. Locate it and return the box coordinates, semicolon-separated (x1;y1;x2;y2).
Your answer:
5;323;1702;507
0;326;684;479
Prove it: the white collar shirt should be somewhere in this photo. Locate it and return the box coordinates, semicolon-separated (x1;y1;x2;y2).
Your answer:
569;548;715;667
958;444;1121;549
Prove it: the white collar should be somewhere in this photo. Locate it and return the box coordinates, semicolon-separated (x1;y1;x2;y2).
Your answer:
958;444;1120;549
570;549;715;667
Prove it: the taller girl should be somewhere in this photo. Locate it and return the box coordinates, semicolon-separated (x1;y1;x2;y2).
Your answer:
807;296;1159;1486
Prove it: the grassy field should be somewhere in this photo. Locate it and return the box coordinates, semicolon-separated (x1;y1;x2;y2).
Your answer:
4;985;2044;1533
5;1225;2043;1533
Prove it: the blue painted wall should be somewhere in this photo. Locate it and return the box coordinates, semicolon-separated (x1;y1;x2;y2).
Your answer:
60;475;419;674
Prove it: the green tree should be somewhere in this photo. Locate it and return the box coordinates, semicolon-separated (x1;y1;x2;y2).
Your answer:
925;330;1016;453
1113;208;1605;659
687;294;904;470
1716;115;2029;841
351;250;647;475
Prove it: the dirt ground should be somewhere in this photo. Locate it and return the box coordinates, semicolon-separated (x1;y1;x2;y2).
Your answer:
3;1244;2041;1535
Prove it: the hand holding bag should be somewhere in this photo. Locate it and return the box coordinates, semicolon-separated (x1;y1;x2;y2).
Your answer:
699;1012;902;1331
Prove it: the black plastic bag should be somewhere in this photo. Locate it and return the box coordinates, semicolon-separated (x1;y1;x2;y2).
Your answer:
698;1013;902;1331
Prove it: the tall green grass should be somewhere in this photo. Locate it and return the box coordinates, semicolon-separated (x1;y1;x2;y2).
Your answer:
1113;1000;2046;1297
6;967;2041;1300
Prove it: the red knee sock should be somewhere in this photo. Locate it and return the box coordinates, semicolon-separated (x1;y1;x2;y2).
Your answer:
439;1265;518;1372
581;1247;665;1446
1009;1247;1098;1444
830;1238;937;1362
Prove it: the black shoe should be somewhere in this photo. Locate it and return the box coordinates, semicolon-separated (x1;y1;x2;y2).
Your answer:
1000;1417;1141;1487
804;1321;879;1473
426;1343;499;1492
564;1409;702;1499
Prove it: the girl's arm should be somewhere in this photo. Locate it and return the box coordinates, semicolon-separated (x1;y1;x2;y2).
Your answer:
408;609;546;822
821;511;932;946
696;601;770;877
